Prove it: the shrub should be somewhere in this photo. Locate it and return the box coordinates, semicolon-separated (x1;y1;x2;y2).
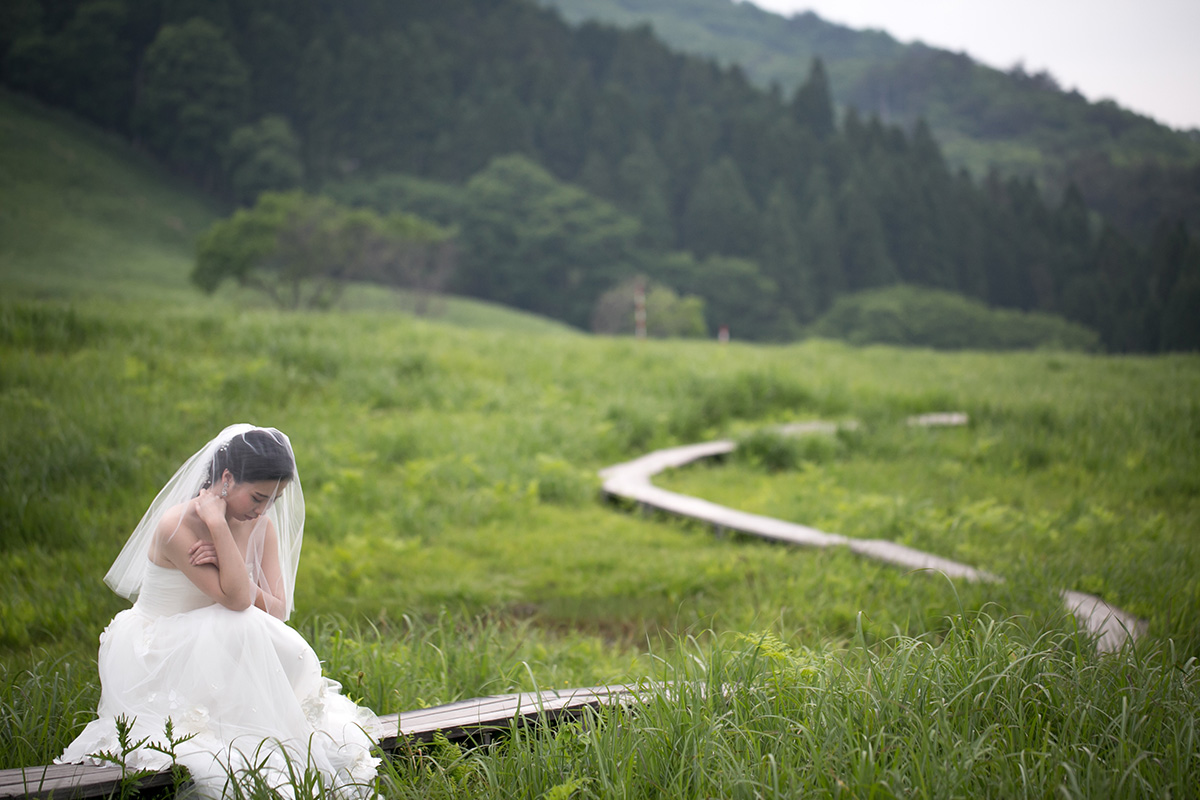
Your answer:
810;284;1101;351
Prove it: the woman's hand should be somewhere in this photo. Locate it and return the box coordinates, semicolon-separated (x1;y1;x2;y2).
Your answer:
194;487;228;530
188;540;219;567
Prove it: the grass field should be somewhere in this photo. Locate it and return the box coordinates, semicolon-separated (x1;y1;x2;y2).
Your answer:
2;93;1198;797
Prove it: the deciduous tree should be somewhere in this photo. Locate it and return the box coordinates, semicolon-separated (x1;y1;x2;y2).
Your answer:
193;191;454;310
224;115;304;206
457;155;640;328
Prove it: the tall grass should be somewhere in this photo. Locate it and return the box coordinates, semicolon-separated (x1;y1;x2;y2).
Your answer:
14;611;1195;797
381;613;1200;799
0;657;98;769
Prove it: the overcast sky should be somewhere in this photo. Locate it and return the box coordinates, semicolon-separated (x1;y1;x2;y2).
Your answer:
744;0;1200;131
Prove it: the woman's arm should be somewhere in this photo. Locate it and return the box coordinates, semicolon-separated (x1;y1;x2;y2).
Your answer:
252;519;287;620
185;519;288;619
159;490;255;611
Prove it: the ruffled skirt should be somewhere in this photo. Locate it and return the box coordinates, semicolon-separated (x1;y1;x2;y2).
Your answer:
58;604;380;798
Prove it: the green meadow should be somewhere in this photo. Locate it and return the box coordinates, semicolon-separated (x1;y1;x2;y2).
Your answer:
2;94;1198;797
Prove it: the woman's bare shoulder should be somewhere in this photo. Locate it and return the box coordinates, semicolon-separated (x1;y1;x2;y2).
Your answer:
152;501;201;563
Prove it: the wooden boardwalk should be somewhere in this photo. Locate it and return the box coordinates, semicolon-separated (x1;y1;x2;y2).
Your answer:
599;417;1146;651
0;685;640;798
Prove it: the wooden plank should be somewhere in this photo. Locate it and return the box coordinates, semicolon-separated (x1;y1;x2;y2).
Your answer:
622;482;850;550
383;684;641;746
1060;590;1148;653
1;685;641;798
845;539;997;582
0;762;177;799
600;435;993;580
598;423;1144;651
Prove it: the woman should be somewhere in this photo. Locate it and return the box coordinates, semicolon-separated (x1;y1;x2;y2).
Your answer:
58;425;380;798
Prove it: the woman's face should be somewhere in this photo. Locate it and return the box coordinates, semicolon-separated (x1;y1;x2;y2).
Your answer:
222;472;288;522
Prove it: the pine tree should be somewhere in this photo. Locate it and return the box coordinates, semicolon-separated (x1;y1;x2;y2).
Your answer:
617;135;673;250
295;36;336;182
1156;222;1200;351
660;102;721;216
798;168;843;313
241;11;301;119
837;175;897;291
790;58;836;141
540;80;592;180
759;181;816;321
681;157;759;258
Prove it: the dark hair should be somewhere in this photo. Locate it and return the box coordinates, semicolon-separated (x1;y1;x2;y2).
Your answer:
203;429;294;488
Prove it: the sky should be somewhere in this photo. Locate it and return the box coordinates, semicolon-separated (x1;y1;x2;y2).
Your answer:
745;0;1200;131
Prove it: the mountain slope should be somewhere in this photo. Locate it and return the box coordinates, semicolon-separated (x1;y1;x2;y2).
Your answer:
0;90;220;302
538;0;1200;200
0;91;578;335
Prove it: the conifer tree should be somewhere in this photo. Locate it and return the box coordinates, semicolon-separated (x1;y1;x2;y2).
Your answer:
540;83;591;179
240;11;301;118
1160;246;1200;351
681;157;759;258
837;175;897;290
295;36;336;182
1153;221;1200;351
617;135;673;249
759;181;816;321
790;58;836;141
576;150;617;201
660;103;721;215
54;0;136;131
799;169;843;313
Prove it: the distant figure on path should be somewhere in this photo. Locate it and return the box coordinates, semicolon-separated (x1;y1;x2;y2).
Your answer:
57;425;379;798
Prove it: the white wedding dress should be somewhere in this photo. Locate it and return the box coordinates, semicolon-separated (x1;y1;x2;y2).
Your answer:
58;562;381;798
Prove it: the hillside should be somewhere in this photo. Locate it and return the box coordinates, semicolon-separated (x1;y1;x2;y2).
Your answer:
538;0;1200;237
0;91;577;335
0;91;219;302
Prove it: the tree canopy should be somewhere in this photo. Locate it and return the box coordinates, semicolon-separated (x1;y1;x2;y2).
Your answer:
193;191;454;309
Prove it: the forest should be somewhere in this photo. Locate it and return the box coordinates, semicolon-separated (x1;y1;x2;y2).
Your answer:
2;0;1198;350
542;0;1200;242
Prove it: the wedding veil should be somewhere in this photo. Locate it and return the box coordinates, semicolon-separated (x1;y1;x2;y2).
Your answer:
104;424;305;620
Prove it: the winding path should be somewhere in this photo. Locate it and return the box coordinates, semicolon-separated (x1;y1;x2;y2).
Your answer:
598;416;1146;653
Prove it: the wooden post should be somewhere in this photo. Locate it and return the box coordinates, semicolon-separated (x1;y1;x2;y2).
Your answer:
634;278;647;340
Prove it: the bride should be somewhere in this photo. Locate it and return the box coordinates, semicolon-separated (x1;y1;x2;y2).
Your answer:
57;425;380;798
